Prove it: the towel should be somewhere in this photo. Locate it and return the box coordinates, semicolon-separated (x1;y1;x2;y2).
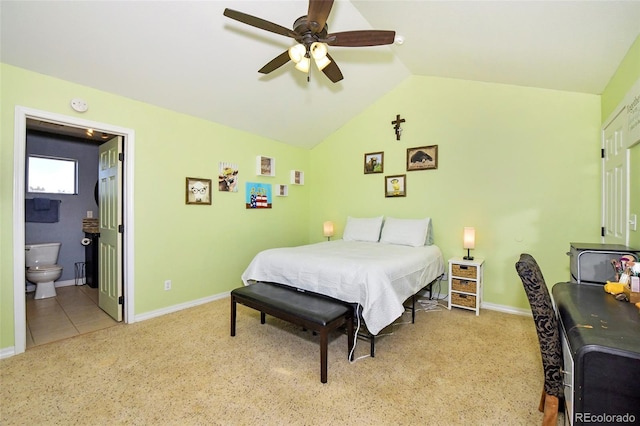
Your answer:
33;198;51;210
25;199;61;223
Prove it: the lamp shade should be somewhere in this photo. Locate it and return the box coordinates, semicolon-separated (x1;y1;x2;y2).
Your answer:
294;55;310;73
288;44;306;63
463;227;475;249
323;221;335;237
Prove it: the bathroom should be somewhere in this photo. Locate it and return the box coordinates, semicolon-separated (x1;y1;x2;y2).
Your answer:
24;123;117;346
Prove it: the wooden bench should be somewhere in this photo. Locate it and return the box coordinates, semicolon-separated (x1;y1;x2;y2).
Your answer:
231;282;354;383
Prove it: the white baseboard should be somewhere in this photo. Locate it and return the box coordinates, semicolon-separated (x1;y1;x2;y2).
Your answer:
481;301;532;316
134;291;230;323
0;346;16;360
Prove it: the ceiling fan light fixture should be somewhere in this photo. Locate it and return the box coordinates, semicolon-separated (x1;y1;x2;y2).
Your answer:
314;54;331;71
310;42;328;60
288;43;306;63
294;55;310;73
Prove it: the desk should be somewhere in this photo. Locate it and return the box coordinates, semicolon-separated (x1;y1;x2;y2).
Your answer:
552;282;640;425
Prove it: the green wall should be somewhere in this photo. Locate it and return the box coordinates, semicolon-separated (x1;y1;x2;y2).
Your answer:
3;46;629;350
1;64;310;350
600;34;640;249
309;75;601;310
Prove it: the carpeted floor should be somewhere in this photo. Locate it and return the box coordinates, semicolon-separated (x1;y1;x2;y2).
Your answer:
0;297;561;425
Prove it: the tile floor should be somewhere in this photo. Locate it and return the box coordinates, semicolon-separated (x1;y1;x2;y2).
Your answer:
26;285;119;348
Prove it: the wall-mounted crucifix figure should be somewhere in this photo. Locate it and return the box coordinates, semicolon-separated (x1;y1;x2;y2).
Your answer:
391;114;405;140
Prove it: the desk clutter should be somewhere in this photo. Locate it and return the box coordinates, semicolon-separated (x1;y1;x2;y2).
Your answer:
82;217;99;233
604;254;640;306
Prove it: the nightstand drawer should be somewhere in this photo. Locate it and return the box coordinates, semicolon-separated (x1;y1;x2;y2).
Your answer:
451;264;477;279
451;278;476;293
451;293;477;308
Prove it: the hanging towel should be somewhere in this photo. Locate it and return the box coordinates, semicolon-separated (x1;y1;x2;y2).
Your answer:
33;197;51;210
25;199;61;223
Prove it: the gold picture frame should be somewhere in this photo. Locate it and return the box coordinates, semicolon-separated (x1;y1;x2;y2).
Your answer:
364;151;384;174
185;177;212;205
407;145;438;171
385;174;406;198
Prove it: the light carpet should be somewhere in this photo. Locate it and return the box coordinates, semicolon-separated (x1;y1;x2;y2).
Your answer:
0;297;560;425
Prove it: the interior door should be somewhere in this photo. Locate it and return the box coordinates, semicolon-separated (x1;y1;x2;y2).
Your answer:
98;136;123;321
602;110;629;245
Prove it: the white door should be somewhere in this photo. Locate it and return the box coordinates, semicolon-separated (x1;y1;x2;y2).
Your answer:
602;110;629;245
98;136;123;321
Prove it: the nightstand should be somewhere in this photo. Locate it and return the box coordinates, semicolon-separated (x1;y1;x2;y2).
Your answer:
448;257;484;315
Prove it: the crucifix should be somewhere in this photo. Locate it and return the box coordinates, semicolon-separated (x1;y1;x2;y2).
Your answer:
391;114;405;140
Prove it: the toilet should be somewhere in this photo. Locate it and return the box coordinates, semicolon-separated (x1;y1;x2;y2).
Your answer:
25;242;63;300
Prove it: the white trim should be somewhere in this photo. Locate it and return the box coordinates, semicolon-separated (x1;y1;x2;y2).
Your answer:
134;292;230;323
12;106;135;356
481;301;532;317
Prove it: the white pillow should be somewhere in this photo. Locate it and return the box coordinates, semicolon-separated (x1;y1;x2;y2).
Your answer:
342;216;383;242
380;217;432;247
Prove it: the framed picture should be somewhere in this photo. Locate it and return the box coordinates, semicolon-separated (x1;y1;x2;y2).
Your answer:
406;145;438;171
218;162;239;192
364;152;384;174
385;174;406;198
245;182;272;209
185;177;212;205
256;155;275;176
290;170;304;185
277;184;288;196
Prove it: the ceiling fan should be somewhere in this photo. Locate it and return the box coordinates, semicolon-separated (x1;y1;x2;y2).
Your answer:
223;0;396;83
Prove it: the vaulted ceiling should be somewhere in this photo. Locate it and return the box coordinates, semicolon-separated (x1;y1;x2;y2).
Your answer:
2;1;639;148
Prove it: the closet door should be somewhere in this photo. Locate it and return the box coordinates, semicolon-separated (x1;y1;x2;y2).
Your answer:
602;109;629;245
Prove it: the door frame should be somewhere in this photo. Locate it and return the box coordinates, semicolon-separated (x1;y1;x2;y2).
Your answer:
12;106;135;355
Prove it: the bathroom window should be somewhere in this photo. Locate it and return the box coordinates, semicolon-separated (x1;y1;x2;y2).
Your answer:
27;155;78;194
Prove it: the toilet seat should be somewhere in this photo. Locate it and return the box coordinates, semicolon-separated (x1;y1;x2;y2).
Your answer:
28;264;62;272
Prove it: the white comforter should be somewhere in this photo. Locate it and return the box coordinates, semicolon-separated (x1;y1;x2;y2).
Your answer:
241;240;445;335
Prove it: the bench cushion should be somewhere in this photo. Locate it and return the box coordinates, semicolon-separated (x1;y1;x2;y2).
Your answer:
232;282;350;327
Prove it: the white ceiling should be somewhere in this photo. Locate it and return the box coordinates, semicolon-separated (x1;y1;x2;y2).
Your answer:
2;1;639;149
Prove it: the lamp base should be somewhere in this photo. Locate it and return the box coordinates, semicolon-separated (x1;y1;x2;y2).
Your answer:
463;248;474;261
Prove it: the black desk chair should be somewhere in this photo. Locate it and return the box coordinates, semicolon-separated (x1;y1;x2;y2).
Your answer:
515;253;563;426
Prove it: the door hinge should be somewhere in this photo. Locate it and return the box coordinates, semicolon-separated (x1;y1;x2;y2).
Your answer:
601;226;605;237
119;152;124;162
601;148;605;159
118;224;124;233
118;296;124;305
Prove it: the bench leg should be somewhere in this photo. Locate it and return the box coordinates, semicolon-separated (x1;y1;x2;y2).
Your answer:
231;296;237;337
320;329;328;383
260;312;266;324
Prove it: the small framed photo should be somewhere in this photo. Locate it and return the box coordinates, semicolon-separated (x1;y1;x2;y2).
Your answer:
290;170;304;185
407;145;438;171
385;174;406;198
277;184;288;196
257;155;275;176
364;152;384;174
186;177;212;205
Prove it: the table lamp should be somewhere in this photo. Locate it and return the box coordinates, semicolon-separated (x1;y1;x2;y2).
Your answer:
463;227;475;260
323;221;334;241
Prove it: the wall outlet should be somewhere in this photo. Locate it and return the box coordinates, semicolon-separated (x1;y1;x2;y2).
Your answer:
164;280;171;291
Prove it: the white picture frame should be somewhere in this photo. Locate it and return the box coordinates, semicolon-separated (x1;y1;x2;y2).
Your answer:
256;156;275;176
290;170;304;185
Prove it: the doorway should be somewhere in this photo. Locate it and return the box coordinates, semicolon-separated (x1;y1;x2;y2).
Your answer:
13;106;135;355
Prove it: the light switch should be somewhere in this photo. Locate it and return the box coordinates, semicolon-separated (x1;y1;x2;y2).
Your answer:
630;214;637;231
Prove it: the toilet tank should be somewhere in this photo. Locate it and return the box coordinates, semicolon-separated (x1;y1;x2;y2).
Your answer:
25;242;61;267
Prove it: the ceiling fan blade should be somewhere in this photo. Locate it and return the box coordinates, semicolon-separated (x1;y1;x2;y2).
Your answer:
223;8;299;39
258;51;291;74
326;30;396;47
307;0;334;33
322;53;343;83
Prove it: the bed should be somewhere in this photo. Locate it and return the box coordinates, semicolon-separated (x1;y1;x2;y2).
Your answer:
241;216;445;335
